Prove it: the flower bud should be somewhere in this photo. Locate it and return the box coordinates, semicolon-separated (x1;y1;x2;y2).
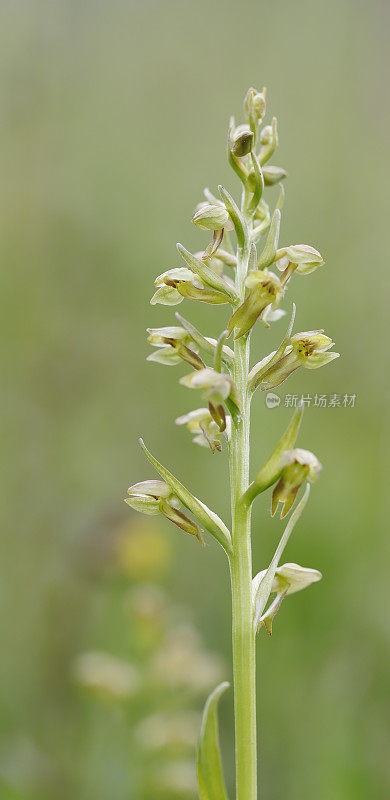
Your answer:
192;203;232;232
227;270;283;339
262;166;287;186
271;448;321;518
259;125;273;145
231;126;254;157
244;87;267;121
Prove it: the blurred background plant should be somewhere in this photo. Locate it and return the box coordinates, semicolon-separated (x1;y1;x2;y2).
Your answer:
0;1;389;799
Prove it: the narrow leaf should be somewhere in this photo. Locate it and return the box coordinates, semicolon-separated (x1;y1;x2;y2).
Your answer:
249;303;296;392
257;208;281;268
139;439;233;554
197;682;230;800
248;151;264;213
218;185;247;250
253;483;310;631
175;312;233;365
177;244;239;304
242;398;303;506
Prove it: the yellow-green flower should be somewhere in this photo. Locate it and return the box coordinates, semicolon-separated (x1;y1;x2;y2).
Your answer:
260;330;340;390
271;448;321;518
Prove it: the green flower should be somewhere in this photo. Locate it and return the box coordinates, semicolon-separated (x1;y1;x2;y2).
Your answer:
227;270;284;339
260;330;340;390
271;448;321;518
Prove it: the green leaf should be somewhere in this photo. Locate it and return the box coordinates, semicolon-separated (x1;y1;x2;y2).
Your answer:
253;484;310;631
197;681;230;800
218;185;247;250
257;208;281;269
247;151;264;214
177;244;239;305
242;398;303;506
249;303;296;392
139;439;233;554
175;312;234;365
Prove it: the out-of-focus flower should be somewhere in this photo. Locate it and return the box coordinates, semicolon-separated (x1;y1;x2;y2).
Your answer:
116;520;171;581
271;448;321;518
135;711;200;754
72;652;140;700
151;759;197;797
151;625;225;694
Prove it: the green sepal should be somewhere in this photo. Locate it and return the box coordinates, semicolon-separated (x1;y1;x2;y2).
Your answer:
139;439;233;554
257;208;281;268
177;244;239;305
253;484;310;631
218;185;247;251
197;681;230;800
175;312;234;365
242;398;303;506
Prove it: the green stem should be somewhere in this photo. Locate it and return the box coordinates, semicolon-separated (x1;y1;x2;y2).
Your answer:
229;231;257;800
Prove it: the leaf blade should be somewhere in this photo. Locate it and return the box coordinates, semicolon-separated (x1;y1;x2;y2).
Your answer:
197;681;230;800
177;244;239;304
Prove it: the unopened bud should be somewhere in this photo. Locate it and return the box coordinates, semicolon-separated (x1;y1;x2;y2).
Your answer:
191;203;231;232
262;166;287;186
244;87;267;122
231;127;254;157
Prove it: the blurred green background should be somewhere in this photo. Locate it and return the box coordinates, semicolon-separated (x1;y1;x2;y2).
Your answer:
1;0;389;798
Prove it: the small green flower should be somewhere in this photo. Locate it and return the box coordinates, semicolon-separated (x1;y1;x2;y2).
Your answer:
252;562;322;635
125;480;203;543
271;448;321;518
227;270;284;338
150;268;229;306
175;407;228;453
147;326;204;370
260;330;340;390
276;244;324;277
180;368;240;432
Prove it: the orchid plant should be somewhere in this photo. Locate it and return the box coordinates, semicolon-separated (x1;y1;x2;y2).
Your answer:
125;87;339;800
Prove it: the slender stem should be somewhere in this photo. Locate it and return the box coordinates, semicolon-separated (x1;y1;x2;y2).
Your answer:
229;227;257;800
